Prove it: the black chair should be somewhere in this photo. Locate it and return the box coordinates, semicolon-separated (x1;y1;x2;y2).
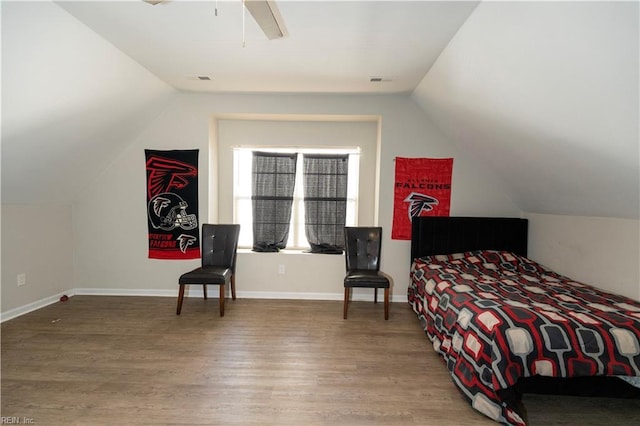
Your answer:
176;224;240;317
343;226;390;320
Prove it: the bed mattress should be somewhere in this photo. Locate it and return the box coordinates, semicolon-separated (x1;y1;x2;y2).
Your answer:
408;250;640;425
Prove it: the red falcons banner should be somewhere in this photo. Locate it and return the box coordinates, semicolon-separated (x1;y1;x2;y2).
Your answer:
392;157;453;240
145;149;201;259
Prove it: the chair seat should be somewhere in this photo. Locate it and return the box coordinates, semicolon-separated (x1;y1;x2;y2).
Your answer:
344;270;390;288
179;266;231;285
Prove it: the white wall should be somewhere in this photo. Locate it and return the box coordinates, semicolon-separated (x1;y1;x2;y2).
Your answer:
1;205;74;319
72;92;521;302
527;213;640;301
2;1;175;205
71;95;207;297
412;1;639;219
1;1;175;319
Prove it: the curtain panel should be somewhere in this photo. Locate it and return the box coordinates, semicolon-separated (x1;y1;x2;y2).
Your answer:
251;151;297;252
303;154;349;254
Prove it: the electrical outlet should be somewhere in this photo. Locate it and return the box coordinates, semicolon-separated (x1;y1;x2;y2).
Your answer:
17;273;26;287
278;264;285;274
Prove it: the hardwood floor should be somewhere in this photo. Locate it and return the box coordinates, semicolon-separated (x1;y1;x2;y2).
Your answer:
1;296;639;425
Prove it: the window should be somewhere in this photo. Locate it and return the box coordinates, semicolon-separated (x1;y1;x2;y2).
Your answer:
233;147;360;250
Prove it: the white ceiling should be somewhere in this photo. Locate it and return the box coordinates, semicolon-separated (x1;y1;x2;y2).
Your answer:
57;0;479;94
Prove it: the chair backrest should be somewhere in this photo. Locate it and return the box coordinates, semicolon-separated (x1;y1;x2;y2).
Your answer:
344;227;382;272
201;224;241;271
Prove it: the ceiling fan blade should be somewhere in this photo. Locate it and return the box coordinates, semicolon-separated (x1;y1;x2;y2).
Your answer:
244;0;287;40
141;0;285;40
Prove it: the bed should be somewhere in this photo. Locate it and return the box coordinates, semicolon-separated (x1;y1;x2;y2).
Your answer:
407;216;640;426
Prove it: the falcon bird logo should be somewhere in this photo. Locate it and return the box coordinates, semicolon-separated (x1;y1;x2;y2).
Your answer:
404;192;438;220
177;234;197;253
152;196;171;217
146;155;197;199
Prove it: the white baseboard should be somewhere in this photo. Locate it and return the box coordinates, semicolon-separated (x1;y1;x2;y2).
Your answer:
75;287;408;303
237;290;407;303
74;288;177;297
2;288;408;322
0;289;76;323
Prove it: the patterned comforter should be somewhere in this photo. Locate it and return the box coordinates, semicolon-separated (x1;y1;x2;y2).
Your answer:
407;250;640;425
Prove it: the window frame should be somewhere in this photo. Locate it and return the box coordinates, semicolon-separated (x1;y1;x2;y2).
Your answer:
233;146;360;250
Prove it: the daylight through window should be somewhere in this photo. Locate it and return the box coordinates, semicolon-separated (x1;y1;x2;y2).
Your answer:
233;147;360;249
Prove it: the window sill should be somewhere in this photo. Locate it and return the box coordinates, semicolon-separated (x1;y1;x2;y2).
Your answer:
237;248;341;255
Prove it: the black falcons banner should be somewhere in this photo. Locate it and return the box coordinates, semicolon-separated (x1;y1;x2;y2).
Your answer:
145;149;200;260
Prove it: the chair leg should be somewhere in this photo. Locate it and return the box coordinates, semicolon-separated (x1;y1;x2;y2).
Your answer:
219;284;225;317
203;285;208;300
231;274;236;300
343;287;350;319
374;287;378;304
177;284;185;315
384;288;389;320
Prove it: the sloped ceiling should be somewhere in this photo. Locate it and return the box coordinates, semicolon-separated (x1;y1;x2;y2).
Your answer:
2;1;638;221
1;0;479;206
412;1;639;219
1;1;176;204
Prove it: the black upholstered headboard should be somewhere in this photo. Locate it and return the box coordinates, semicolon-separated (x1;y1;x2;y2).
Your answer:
410;217;528;262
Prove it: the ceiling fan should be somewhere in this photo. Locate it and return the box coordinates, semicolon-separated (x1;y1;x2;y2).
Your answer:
143;0;286;40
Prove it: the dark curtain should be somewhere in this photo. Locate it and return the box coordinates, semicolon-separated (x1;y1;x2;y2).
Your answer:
303;154;349;254
251;151;297;252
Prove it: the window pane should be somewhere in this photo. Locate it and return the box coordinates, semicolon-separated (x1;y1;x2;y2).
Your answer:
234;151;253;247
233;148;359;250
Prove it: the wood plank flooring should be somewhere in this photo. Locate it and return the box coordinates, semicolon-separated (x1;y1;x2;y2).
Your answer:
2;296;639;425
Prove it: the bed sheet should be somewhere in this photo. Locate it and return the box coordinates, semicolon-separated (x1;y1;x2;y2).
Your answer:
407;250;640;425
